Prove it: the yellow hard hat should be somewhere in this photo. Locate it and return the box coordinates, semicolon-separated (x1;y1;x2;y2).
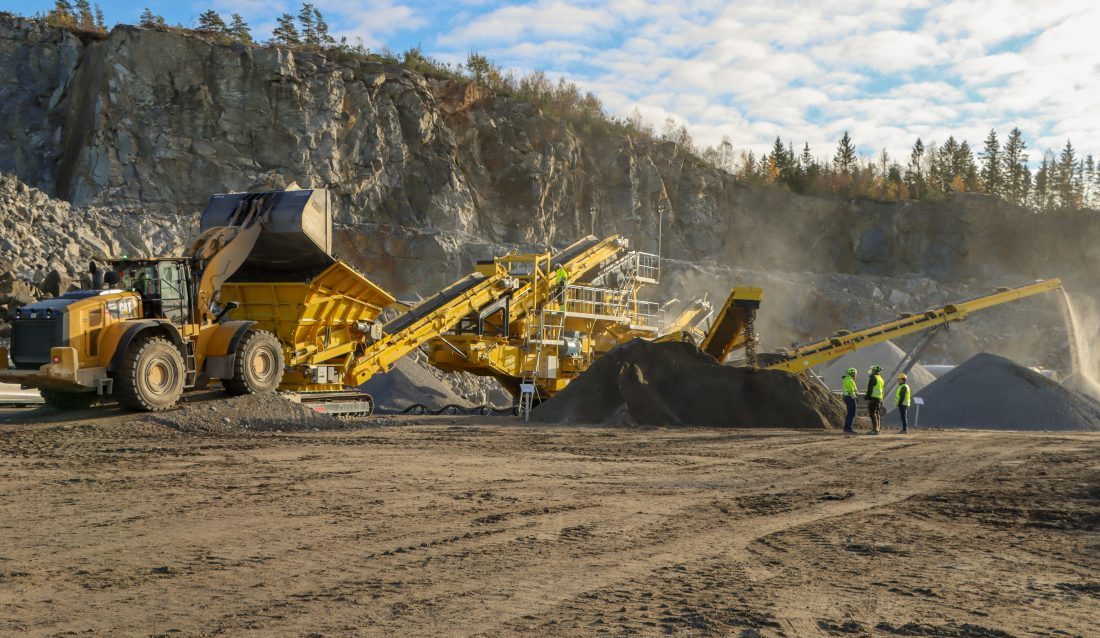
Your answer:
898;373;907;380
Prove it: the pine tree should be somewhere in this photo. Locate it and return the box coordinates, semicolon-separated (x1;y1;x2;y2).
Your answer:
298;2;317;46
955;140;978;191
833;131;856;175
1093;155;1100;209
887;163;904;186
94;4;105;30
47;0;76;28
979;129;1003;198
1056;140;1081;210
197;10;228;35
73;0;94;29
906;138;925;199
139;8;165;28
1033;153;1055;212
737;150;759;182
272;13;301;45
770;137;792;187
935;137;960;193
1002;127;1029;207
800;142;817;191
1086;154;1098;209
228;13;253;44
314;8;335;46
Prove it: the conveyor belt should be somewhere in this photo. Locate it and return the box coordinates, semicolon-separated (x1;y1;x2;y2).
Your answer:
700;288;763;362
551;236;601;268
765;279;1065;374
384;273;486;334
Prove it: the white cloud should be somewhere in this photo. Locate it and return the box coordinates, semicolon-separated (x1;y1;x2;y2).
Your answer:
814;30;947;73
438;1;614;46
271;0;1100;163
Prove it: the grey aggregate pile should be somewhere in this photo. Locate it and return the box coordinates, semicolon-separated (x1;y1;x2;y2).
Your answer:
896;353;1100;431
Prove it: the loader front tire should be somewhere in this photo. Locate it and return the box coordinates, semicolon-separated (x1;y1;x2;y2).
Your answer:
224;330;283;396
115;336;185;412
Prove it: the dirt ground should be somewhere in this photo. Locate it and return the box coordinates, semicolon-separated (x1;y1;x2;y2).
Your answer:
0;406;1096;638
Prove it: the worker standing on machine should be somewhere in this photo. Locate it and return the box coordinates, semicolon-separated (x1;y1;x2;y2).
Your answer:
842;367;858;435
865;365;885;435
895;373;912;434
553;262;569;308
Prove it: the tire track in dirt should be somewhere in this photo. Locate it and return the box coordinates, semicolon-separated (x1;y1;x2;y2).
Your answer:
0;418;1093;637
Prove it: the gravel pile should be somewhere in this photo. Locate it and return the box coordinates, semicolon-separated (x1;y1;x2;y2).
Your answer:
361;357;471;413
142;393;350;433
533;339;845;429
897;353;1100;431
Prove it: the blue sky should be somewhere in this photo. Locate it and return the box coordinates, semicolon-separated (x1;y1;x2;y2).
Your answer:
6;0;1099;164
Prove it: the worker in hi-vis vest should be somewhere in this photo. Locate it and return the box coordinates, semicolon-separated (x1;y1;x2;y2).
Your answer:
895;373;912;434
865;365;885;434
553;263;568;306
842;367;858;435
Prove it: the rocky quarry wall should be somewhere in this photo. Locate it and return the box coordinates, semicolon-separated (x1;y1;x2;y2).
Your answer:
0;14;1094;372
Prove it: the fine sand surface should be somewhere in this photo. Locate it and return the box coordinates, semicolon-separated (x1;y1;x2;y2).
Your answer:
0;407;1096;637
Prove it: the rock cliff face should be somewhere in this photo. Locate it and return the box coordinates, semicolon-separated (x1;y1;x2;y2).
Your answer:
1;14;1098;302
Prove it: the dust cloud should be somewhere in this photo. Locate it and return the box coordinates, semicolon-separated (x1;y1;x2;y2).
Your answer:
1062;293;1100;401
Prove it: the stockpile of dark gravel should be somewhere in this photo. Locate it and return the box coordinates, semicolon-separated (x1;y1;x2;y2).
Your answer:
899;353;1100;431
532;339;845;429
142;393;350;433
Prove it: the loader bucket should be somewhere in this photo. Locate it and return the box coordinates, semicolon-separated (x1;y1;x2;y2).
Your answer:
219;262;396;367
201;189;335;272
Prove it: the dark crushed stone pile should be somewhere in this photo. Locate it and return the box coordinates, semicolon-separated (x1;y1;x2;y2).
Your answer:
532;339;845;429
142;393;350;433
893;352;1100;431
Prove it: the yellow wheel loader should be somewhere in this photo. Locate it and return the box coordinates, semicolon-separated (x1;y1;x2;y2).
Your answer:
0;190;323;411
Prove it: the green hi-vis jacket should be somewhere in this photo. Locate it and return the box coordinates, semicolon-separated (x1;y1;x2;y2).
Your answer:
896;383;911;407
842;376;858;398
866;374;884;400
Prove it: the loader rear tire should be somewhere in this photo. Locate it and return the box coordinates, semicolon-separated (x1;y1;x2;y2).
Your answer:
41;389;99;410
115;336;185;412
224;330;283;396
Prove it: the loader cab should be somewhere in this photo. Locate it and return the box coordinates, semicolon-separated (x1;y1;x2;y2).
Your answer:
111;258;195;326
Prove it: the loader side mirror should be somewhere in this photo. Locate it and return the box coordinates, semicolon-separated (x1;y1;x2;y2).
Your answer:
213;301;240;323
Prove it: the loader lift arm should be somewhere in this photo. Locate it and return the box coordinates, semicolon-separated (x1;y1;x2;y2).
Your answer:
188;193;271;325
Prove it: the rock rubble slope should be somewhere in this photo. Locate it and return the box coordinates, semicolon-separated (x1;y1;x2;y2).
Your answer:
0;173;192;329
